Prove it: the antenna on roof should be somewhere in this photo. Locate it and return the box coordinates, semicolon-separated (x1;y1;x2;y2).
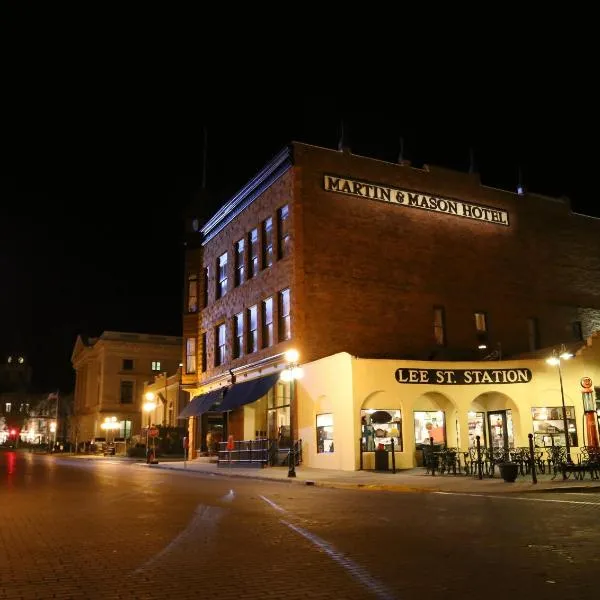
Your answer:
202;126;208;189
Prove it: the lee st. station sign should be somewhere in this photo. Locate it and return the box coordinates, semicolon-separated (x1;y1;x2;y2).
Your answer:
395;368;533;385
324;174;510;226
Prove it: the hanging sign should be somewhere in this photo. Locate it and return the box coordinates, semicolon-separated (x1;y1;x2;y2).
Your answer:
395;368;532;385
324;174;510;226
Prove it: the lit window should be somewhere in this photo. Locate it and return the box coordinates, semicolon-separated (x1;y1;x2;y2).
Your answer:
474;312;487;332
262;297;273;348
247;305;258;353
201;332;207;372
532;406;578;447
151;361;161;371
233;312;244;359
262;217;273;268
316;413;334;453
278;205;290;259
215;323;226;367
120;381;134;404
433;306;445;346
248;229;258;278
234;238;245;286
186;338;196;374
217;253;228;299
279;288;291;341
361;409;403;452
414;411;445;446
187;273;198;312
5;403;12;413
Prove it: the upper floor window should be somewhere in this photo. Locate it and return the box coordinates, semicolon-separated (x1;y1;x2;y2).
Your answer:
217;253;228;299
433;306;445;346
233;312;244;359
5;402;11;413
215;323;226;367
234;238;245;287
572;321;583;341
151;361;161;371
122;359;134;371
248;229;259;278
187;273;198;313
120;381;134;404
474;312;487;333
278;204;290;259
202;266;209;308
262;297;274;348
247;305;258;353
262;217;273;268
527;318;540;352
186;338;197;374
201;332;207;373
279;288;291;341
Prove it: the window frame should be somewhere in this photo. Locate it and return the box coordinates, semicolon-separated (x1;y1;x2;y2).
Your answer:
248;228;259;279
247;305;258;353
234;238;245;287
277;204;290;259
215;323;226;367
233;312;244;359
262;216;273;269
216;252;228;299
187;272;198;313
279;288;291;341
433;306;445;346
186;337;197;374
262;297;274;348
316;413;334;454
120;380;134;404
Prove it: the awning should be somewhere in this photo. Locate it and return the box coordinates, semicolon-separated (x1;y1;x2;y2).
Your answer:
178;388;226;419
217;372;280;412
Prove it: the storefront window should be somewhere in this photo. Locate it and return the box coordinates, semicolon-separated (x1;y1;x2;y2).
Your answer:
531;406;578;447
414;411;445;446
316;413;334;453
467;411;485;447
268;382;290;447
361;409;402;452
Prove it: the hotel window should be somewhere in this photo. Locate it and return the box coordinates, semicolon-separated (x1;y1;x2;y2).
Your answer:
201;332;207;372
474;311;488;346
234;238;245;286
433;306;445;346
527;318;540;352
233;312;244;359
202;266;209;307
316;413;334;453
247;305;258;353
248;228;259;278
572;321;583;341
531;406;578;448
186;337;196;374
267;382;291;445
122;359;134;371
361;409;402;452
262;217;273;268
216;253;228;299
120;381;134;404
5;402;11;413
151;361;161;371
187;272;198;312
118;419;132;439
277;204;290;259
215;323;226;367
279;288;291;341
262;297;274;348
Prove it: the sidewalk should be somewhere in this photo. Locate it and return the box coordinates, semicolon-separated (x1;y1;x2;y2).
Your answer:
134;457;600;495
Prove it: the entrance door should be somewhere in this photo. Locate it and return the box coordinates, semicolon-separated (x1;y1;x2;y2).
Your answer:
487;410;514;451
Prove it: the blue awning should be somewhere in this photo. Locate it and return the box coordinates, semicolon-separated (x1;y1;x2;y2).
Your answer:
178;388;226;419
217;372;280;412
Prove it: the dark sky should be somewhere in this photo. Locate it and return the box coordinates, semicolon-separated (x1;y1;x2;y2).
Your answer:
2;94;598;393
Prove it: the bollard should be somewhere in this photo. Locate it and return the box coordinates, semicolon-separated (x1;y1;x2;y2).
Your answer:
430;437;435;476
476;435;483;480
528;433;537;484
391;437;396;474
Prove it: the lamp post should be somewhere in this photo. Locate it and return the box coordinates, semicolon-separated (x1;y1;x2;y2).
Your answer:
280;349;303;478
546;345;574;464
143;392;157;460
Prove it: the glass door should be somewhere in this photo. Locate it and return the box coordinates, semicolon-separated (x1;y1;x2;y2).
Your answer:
487;410;514;451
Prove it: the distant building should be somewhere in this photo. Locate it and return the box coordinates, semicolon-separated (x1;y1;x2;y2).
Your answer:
71;331;182;447
181;142;600;469
142;368;187;429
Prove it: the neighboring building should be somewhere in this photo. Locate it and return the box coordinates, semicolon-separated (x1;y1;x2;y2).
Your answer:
181;142;600;468
142;368;186;429
0;353;32;393
71;331;182;446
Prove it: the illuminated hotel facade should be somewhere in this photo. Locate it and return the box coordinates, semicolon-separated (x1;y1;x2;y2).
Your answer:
181;142;600;470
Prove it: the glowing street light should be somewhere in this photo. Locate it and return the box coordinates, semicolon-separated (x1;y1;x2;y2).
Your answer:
143;392;157;460
281;349;303;478
546;344;574;463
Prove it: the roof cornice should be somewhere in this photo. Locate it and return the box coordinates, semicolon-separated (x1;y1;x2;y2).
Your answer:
201;145;293;244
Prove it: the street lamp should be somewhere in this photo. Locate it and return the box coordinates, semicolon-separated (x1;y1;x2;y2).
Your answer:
546;345;574;463
280;349;303;477
143;392;157;459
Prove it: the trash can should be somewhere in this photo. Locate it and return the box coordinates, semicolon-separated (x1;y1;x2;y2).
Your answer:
374;449;389;471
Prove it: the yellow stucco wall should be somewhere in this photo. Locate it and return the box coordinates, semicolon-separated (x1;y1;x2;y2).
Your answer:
296;336;599;471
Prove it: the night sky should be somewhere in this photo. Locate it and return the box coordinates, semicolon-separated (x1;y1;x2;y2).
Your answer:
2;94;597;393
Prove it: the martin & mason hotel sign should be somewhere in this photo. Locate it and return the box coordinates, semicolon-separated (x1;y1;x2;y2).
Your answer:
324;174;510;226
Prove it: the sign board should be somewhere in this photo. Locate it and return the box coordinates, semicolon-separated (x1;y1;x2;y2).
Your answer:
226;434;235;451
395;368;533;385
148;427;159;438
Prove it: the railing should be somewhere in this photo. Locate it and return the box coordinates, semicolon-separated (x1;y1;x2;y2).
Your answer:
217;438;303;468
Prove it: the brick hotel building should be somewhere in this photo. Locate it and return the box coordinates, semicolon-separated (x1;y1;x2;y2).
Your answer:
181;142;600;470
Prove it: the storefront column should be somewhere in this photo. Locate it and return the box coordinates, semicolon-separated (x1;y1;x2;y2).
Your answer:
188;416;197;459
456;411;470;452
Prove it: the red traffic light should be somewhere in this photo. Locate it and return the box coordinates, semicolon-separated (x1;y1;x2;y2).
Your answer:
10;429;17;436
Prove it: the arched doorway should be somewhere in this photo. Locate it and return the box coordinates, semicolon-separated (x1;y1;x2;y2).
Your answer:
469;392;521;450
413;391;458;450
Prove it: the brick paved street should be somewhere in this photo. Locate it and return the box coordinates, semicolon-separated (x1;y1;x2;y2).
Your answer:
1;451;599;600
